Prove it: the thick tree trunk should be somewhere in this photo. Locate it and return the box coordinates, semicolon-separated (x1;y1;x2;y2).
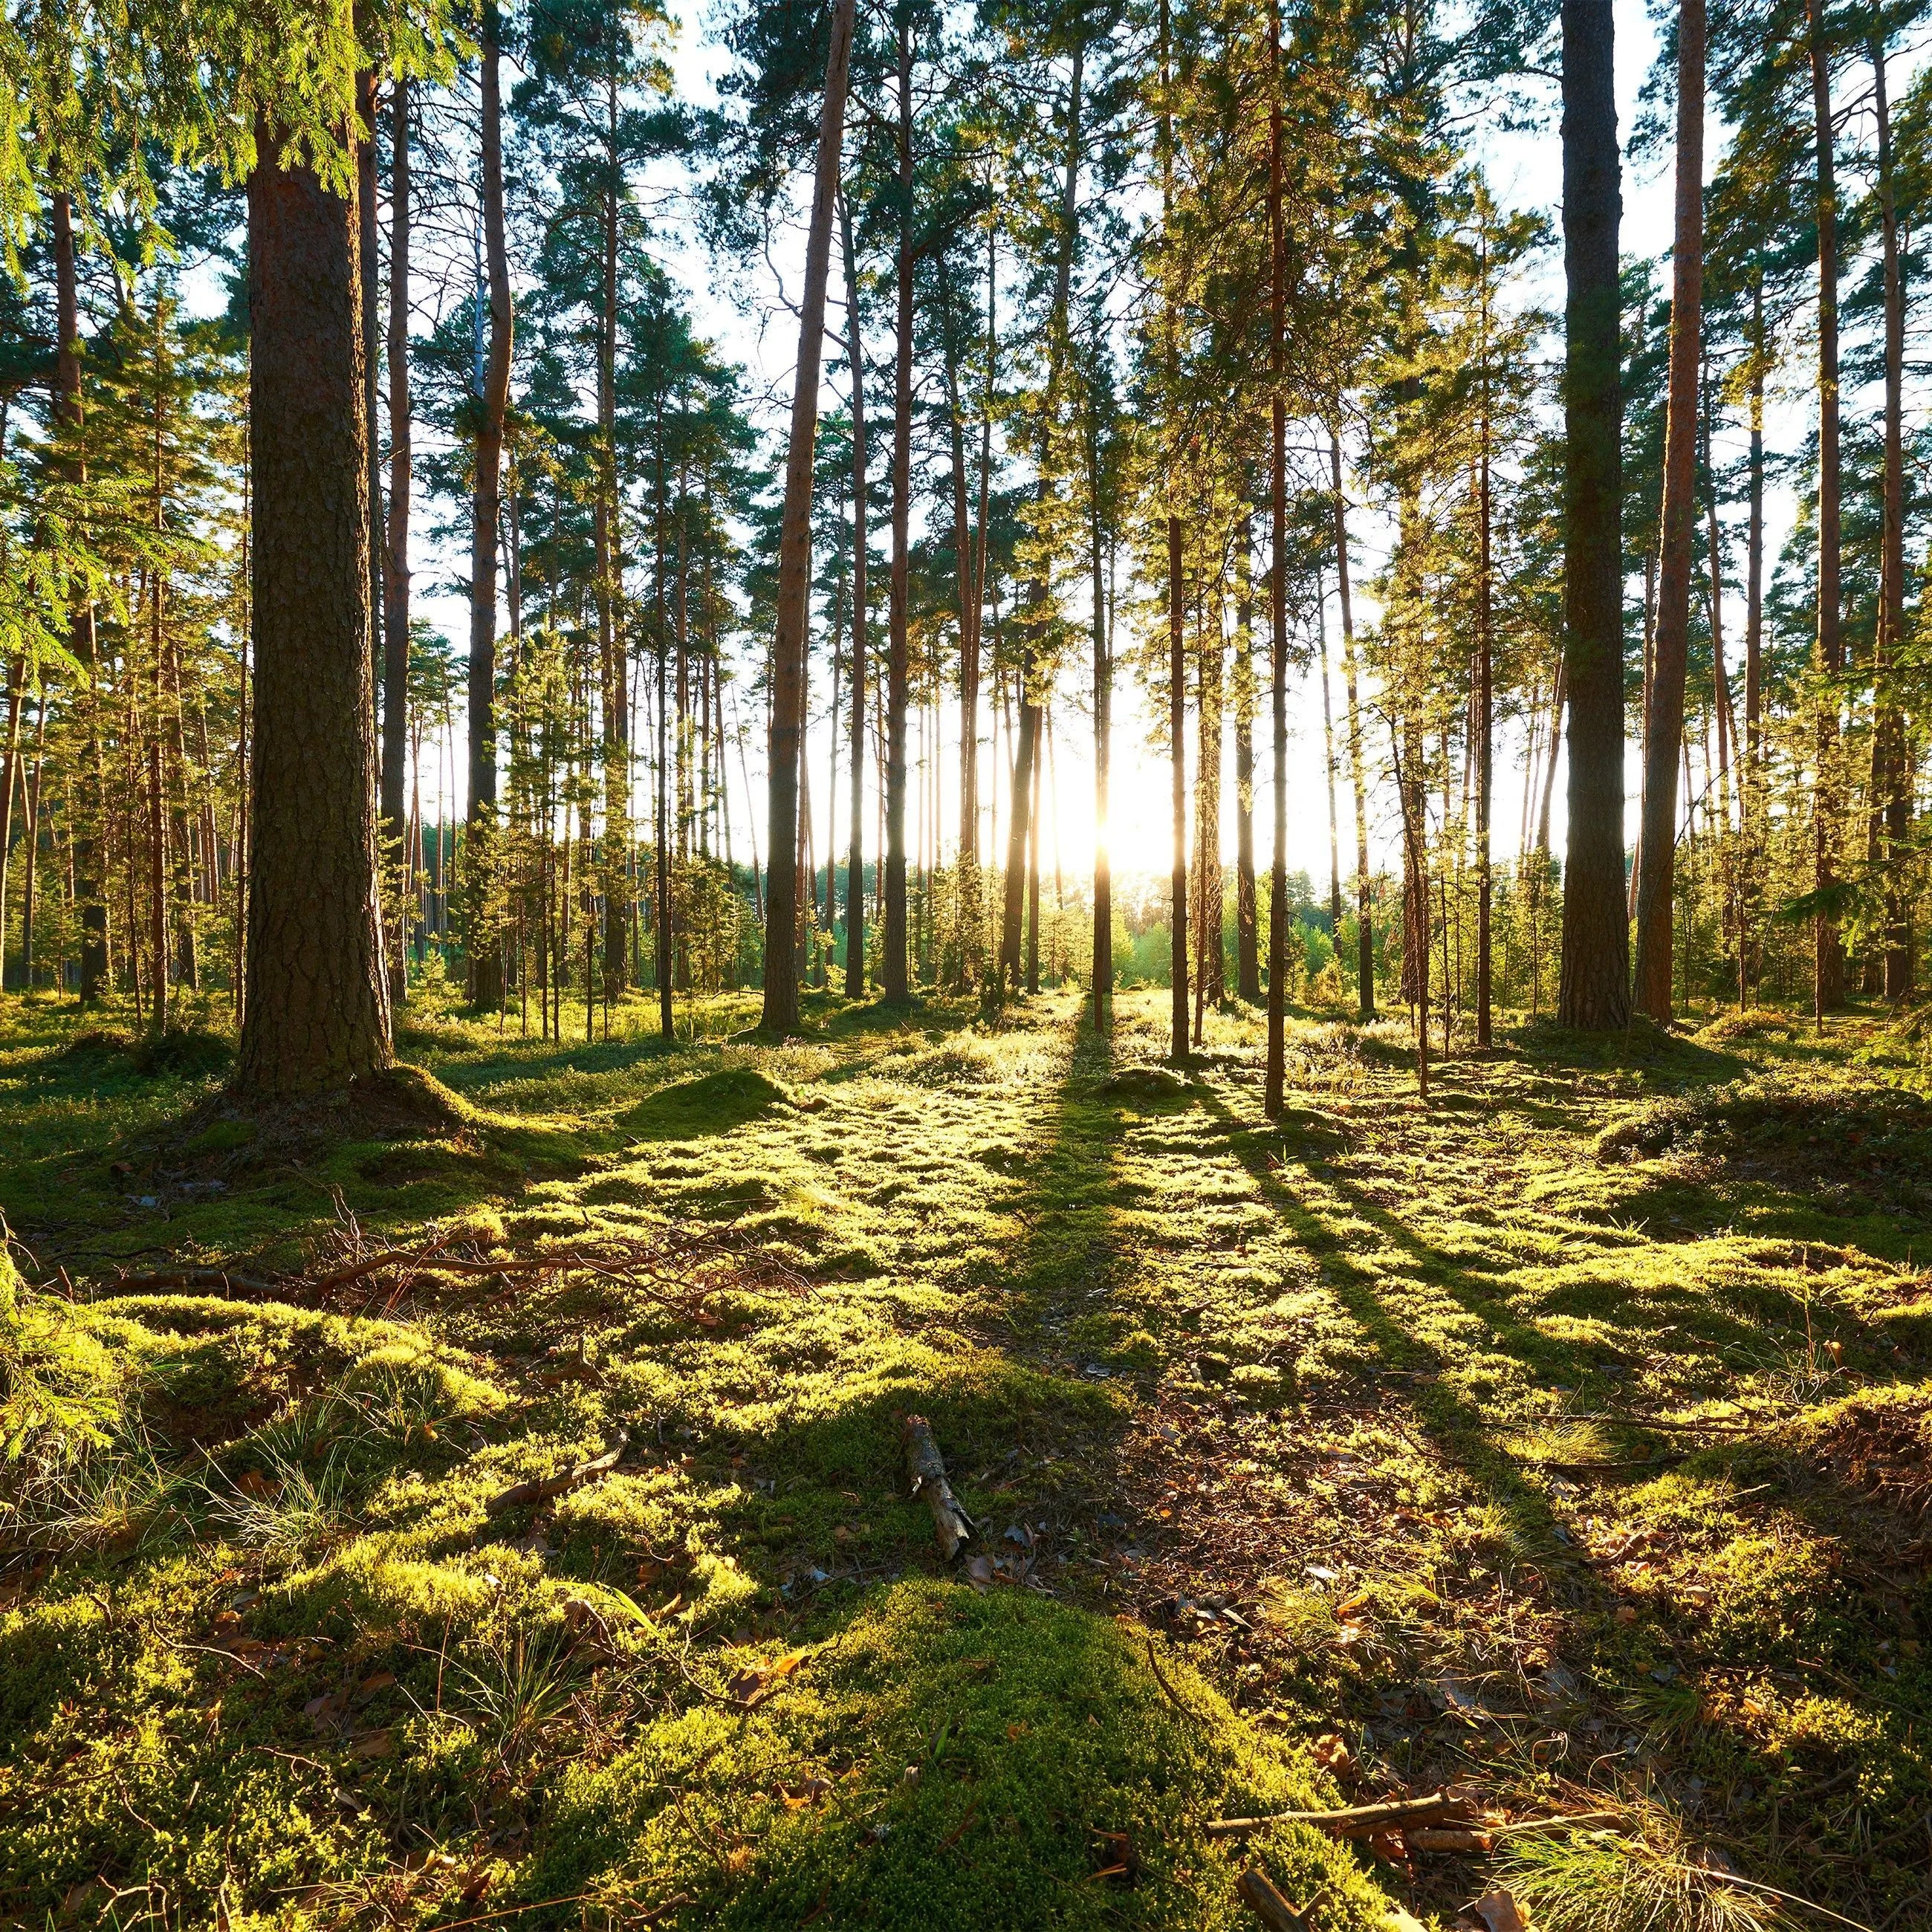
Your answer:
883;19;915;1001
761;0;856;1035
238;126;392;1097
1556;0;1630;1031
1808;0;1844;1017
842;195;869;997
52;194;109;1005
467;8;512;1010
1630;0;1702;1026
381;77;412;1005
358;68;384;751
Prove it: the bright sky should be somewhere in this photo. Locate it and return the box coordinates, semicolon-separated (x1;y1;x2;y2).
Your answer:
402;0;1828;904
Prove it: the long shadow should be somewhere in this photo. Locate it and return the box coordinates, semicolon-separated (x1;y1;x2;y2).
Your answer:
1198;1087;1607;1566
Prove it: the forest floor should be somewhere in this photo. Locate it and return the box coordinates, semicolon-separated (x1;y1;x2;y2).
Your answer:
4;984;1931;1932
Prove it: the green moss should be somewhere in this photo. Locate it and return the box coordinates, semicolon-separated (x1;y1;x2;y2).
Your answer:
626;1067;795;1138
523;1581;1387;1931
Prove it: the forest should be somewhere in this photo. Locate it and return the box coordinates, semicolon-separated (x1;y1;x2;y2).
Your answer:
4;0;1932;1928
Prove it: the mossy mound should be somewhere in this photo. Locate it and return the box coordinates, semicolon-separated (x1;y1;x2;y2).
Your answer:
1595;1074;1932;1203
524;1580;1387;1931
54;1024;233;1080
626;1067;795;1138
1096;1065;1188;1105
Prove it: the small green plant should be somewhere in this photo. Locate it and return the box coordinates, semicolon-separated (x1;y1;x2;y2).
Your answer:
1494;1819;1798;1932
450;1628;574;1774
0;1262;123;1468
209;1445;354;1564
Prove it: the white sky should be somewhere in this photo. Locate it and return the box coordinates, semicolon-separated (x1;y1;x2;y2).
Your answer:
401;0;1838;907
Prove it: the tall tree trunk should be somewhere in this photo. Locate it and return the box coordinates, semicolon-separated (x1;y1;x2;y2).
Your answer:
597;61;629;1002
1265;6;1288;1115
1026;724;1041;993
1091;425;1111;1025
963;216;994;986
238;123;392;1097
883;18;915;1001
1161;0;1187;1060
1235;516;1260;1002
52;195;108;1005
1317;568;1341;935
1809;0;1844;1016
1871;33;1910;1000
359;65;384;748
941;258;976;992
468;7;512;1009
1556;0;1630;1030
1630;0;1702;1026
1000;42;1083;996
1330;434;1372;1018
762;0;856;1035
842;194;869;997
381;77;412;1005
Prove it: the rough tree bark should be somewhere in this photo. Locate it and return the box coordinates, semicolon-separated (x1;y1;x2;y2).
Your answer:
1630;0;1703;1025
1556;0;1630;1031
237;123;393;1098
760;0;856;1037
381;77;412;1005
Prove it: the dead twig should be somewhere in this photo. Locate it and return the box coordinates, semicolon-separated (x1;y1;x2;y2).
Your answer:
1207;1790;1465;1841
1236;1868;1323;1932
482;1431;629;1516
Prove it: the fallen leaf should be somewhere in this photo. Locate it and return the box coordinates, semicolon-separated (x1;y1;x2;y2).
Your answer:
1472;1890;1531;1932
1309;1732;1355;1778
354;1670;395;1702
349;1728;395;1760
729;1648;807;1708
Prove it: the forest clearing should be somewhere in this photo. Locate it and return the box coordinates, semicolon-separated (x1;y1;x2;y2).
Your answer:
5;988;1932;1930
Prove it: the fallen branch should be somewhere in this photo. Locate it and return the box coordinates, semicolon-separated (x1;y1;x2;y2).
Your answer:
93;1231;749;1326
1236;1868;1322;1932
483;1431;628;1516
901;1414;973;1561
1207;1790;1466;1841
